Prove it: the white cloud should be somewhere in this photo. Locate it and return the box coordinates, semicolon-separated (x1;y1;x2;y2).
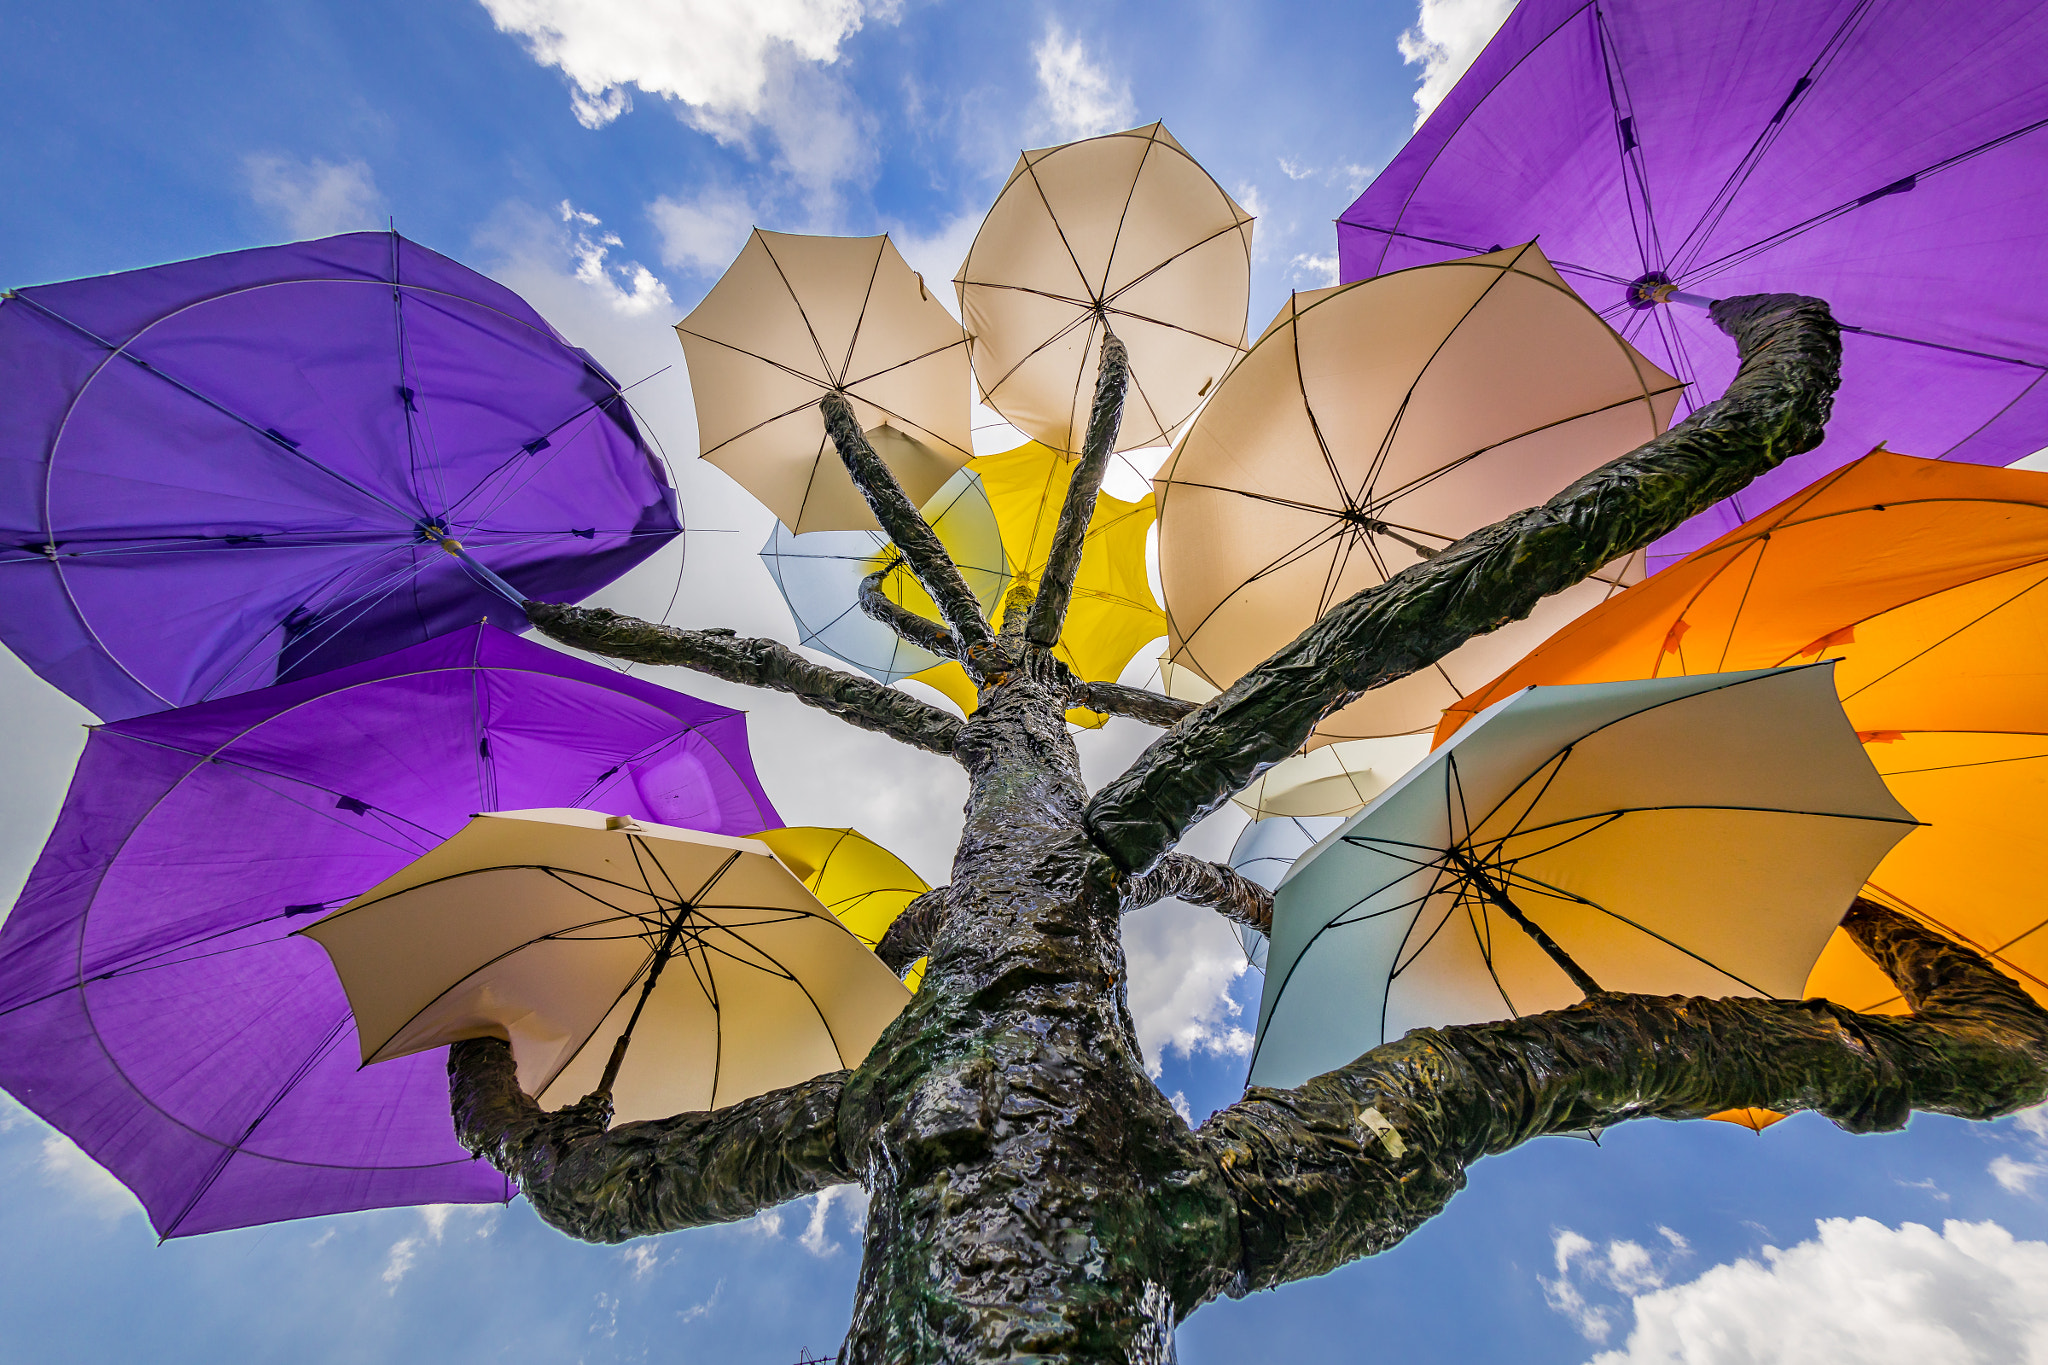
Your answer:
1991;1099;2048;1192
34;1132;141;1222
1544;1227;1693;1343
1121;897;1254;1079
244;154;385;238
648;188;755;274
798;1184;868;1257
1289;252;1338;288
1586;1218;2048;1365
381;1203;494;1289
1033;22;1135;142
1396;0;1515;128
557;201;675;316
476;0;871;130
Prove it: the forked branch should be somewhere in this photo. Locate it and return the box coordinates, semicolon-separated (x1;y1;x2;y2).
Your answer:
859;564;959;660
526;601;964;757
1073;681;1199;728
1025;330;1131;649
1086;294;1843;875
1196;902;2048;1293
1123;853;1272;933
821;394;997;659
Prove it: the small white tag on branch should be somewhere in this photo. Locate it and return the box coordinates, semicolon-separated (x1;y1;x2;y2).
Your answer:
1358;1106;1406;1159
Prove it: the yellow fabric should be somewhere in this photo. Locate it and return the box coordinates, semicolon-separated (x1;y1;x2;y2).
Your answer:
1436;451;2048;1014
749;826;930;955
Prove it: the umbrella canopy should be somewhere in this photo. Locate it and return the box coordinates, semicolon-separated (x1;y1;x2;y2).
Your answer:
305;811;909;1124
759;466;1009;684
1230;735;1433;821
1226;815;1345;972
907;440;1166;723
0;230;680;721
955;123;1253;454
1438;451;2048;1012
1248;666;1913;1089
1337;0;2048;569
1156;243;1681;745
679;230;972;534
0;626;777;1237
752;825;933;991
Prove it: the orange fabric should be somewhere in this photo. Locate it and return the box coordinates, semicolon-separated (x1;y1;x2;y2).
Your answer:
1436;451;2048;1013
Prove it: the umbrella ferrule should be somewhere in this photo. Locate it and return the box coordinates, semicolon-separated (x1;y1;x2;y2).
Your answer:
1625;273;1716;311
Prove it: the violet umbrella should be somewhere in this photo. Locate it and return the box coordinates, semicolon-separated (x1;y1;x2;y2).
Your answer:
0;230;681;720
1338;0;2048;567
0;625;779;1238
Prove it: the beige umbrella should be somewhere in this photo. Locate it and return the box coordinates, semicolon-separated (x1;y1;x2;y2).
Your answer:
954;122;1253;455
302;809;910;1123
1155;242;1683;746
679;230;972;534
1231;735;1433;821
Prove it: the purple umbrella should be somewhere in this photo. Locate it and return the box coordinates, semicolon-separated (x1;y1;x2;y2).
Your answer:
1339;0;2048;567
0;625;779;1238
0;230;680;720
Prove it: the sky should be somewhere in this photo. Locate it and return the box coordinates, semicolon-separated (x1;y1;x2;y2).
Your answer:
4;1;2048;1361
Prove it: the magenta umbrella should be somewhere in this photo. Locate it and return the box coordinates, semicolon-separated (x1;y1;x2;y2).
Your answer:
0;230;680;720
0;625;779;1238
1339;0;2048;567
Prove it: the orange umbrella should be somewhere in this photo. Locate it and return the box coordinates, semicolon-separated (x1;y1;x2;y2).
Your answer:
1438;451;2048;1020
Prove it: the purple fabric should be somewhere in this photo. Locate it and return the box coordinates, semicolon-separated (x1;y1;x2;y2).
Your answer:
0;231;680;720
1339;0;2048;568
0;626;779;1238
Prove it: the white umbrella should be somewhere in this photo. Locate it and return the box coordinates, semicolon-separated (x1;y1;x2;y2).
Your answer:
679;230;972;534
304;809;910;1123
1226;815;1345;972
1230;735;1433;821
1247;666;1915;1089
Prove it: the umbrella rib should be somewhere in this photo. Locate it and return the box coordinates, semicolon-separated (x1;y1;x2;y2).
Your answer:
675;328;835;393
1874;743;2048;778
1839;570;2048;705
1021;157;1102;307
444;405;610;532
1593;8;1666;274
1094;127;1159;301
1448;848;1603;995
186;543;422;702
1164;521;1351;667
1099;218;1257;322
754;234;844;385
836;238;888;387
1713;534;1775;673
1505;868;1772;996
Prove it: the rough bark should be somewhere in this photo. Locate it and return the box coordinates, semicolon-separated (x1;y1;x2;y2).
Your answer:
859;563;959;660
876;887;948;974
1086;294;1842;874
1123;853;1273;934
1071;681;1199;728
525;600;964;758
1026;330;1130;649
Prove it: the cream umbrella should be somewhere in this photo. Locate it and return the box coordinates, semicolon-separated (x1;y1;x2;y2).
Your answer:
954;122;1253;454
679;230;972;534
1247;666;1914;1089
303;809;910;1123
1156;242;1683;747
1231;735;1433;821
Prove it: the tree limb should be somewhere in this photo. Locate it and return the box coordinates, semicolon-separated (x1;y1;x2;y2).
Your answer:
1072;681;1199;728
1025;330;1130;649
875;887;948;974
526;601;964;758
1198;902;2048;1293
1122;853;1271;934
448;1038;853;1243
821;393;996;659
859;564;959;660
1085;293;1842;875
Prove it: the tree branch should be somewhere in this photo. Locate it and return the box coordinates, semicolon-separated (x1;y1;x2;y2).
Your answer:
1025;330;1130;649
1072;681;1199;728
821;394;996;659
1198;902;2048;1293
449;1038;853;1243
526;601;964;758
875;887;948;974
1122;853;1272;934
859;564;959;660
1085;293;1842;874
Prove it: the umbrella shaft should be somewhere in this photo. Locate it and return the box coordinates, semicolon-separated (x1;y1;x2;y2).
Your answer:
1452;854;1605;997
597;916;689;1095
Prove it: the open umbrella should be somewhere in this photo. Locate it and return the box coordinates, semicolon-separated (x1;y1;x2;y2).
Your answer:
304;811;908;1124
679;230;972;534
0;625;777;1237
955;123;1253;454
759;466;1009;685
0;230;679;721
750;825;933;991
1156;243;1680;745
1438;451;2048;1013
1248;666;1913;1089
1225;815;1345;972
1338;0;2048;568
1230;736;1433;821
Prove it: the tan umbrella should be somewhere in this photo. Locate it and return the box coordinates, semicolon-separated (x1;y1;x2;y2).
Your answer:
303;809;910;1123
1155;243;1683;746
954;122;1253;454
679;230;972;534
1231;735;1433;821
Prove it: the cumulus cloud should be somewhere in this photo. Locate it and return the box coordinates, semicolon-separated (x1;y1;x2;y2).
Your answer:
1033;22;1135;141
1396;0;1515;128
556;201;675;316
244;154;385;238
477;0;872;130
1543;1226;1691;1343
1289;252;1338;288
648;187;755;274
1121;897;1254;1078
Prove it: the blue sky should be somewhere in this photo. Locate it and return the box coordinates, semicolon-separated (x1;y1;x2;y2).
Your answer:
6;1;2048;1361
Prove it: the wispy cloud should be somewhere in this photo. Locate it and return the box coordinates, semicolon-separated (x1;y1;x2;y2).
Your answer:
1396;0;1514;128
1122;899;1254;1080
648;187;755;274
244;154;385;238
559;201;674;316
1542;1225;1691;1343
381;1203;495;1290
1033;22;1135;142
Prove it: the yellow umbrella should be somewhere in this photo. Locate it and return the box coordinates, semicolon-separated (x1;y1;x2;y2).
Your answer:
679;230;972;534
955;122;1252;454
304;809;909;1123
752;825;933;992
911;440;1167;727
1155;243;1682;748
1436;452;2048;1016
